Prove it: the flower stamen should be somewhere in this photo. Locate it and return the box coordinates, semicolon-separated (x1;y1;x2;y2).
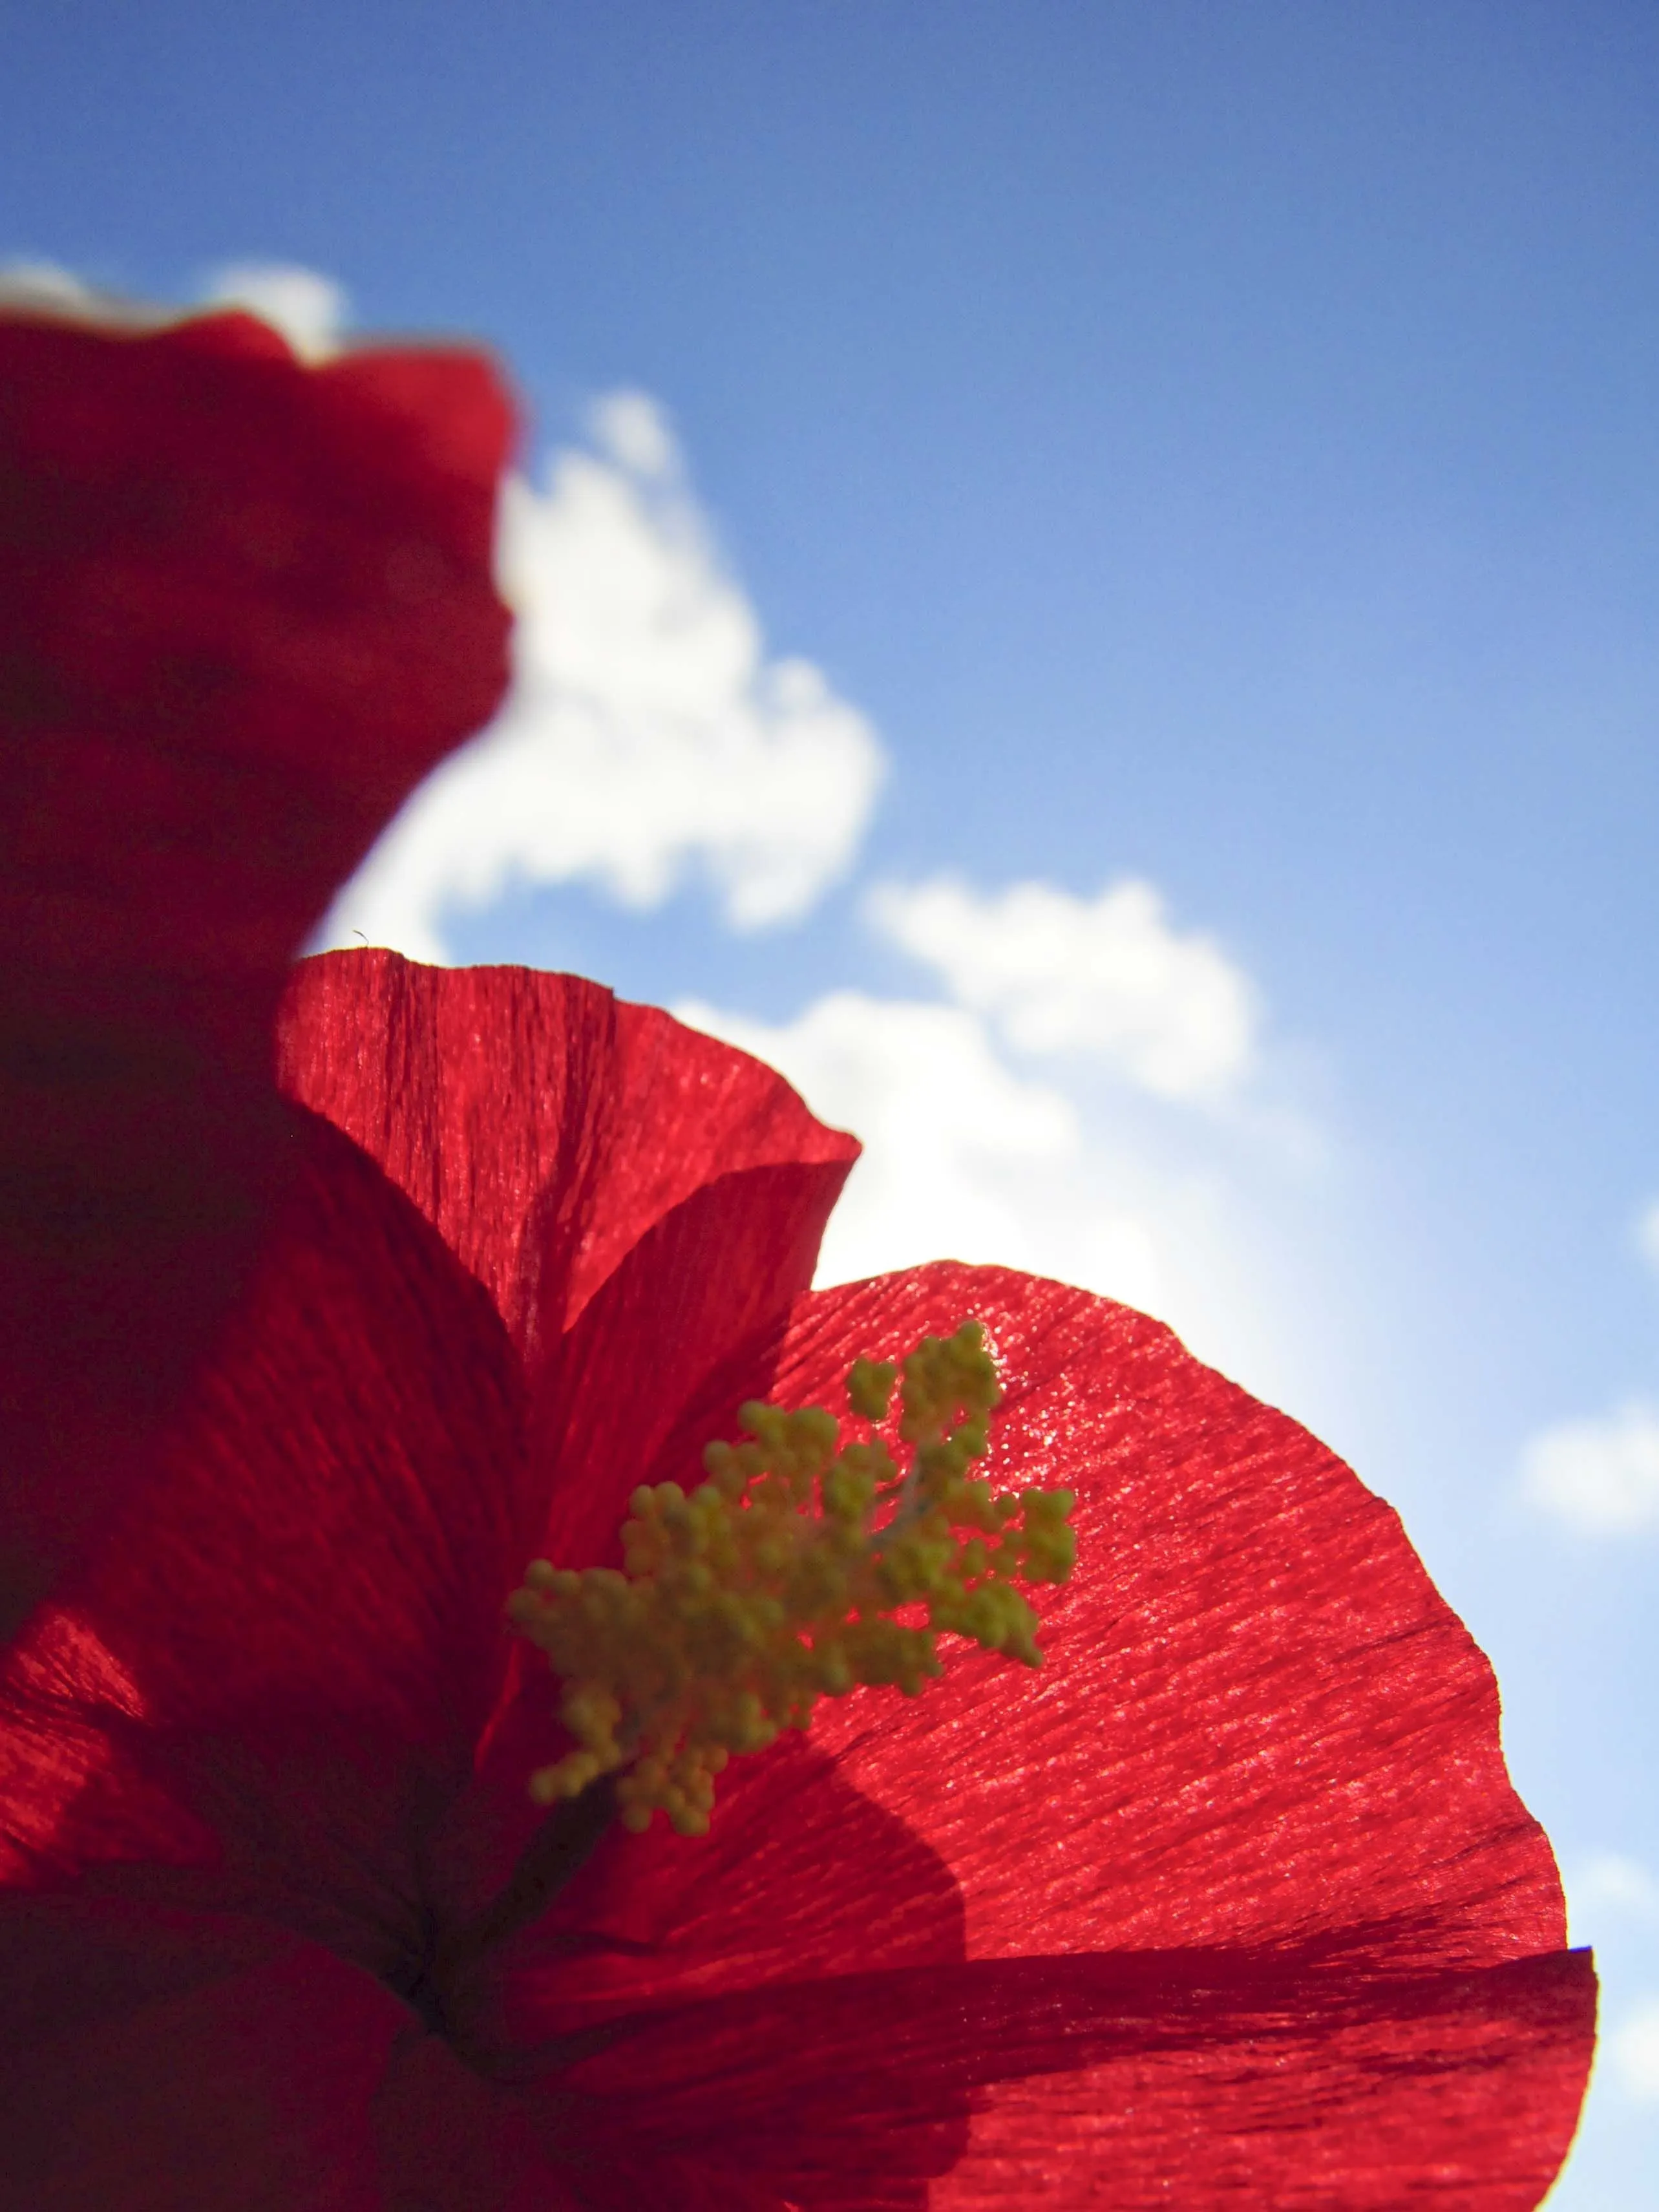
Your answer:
506;1321;1076;1835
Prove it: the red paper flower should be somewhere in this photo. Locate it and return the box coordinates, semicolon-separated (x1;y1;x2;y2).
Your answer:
0;306;1595;2208
0;303;514;1639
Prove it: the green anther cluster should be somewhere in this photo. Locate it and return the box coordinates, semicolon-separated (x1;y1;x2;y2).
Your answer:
505;1321;1077;1836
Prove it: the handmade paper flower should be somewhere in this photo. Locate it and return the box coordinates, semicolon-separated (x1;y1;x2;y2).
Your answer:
0;947;1596;2207
0;302;514;1639
0;303;1594;2207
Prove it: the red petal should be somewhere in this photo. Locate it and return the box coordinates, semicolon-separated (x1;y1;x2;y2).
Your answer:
584;997;860;1328
0;311;516;1638
0;1891;574;2211
277;953;618;1355
278;952;858;1352
785;1266;1567;1967
442;1739;961;2209
483;1738;962;2039
0;1111;527;1982
279;954;857;1684
527;1154;855;1573
551;1260;1592;2203
0;1893;397;2209
925;1949;1594;2209
522;1945;1593;2211
450;1123;853;1866
424;1140;856;1907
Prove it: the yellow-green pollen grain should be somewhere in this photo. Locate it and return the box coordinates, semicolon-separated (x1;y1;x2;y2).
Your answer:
505;1321;1077;1838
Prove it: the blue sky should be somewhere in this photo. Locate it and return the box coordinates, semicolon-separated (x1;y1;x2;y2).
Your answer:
5;1;1659;2196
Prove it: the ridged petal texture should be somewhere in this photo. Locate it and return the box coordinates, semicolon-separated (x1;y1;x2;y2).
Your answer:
0;946;1593;2206
472;1264;1594;2209
0;310;515;1638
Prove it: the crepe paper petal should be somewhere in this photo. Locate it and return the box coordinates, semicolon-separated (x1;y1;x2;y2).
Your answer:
772;1266;1567;1970
0;1893;400;2211
277;953;620;1354
0;310;516;1639
529;1943;1592;2211
372;2025;578;2212
278;950;858;1354
0;941;1591;2205
447;1159;852;1900
577;998;860;1328
526;1157;854;1575
436;1162;858;1918
465;1255;1587;2204
0;1888;576;2211
474;1738;963;2052
0;1112;525;1985
580;1258;1586;2200
280;950;858;1798
924;1950;1593;2209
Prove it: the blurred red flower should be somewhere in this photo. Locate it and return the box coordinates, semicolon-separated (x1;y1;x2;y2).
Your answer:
0;307;1594;2209
0;303;514;1641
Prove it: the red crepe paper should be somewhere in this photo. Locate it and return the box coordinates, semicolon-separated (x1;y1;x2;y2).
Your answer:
0;307;515;1637
0;948;1594;2207
0;301;1593;2204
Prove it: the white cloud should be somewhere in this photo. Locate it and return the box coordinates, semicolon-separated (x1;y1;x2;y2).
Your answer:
675;988;1133;1289
0;259;101;313
0;261;166;331
0;257;345;355
201;262;347;361
866;874;1258;1101
588;388;677;476
1611;1997;1659;2102
322;392;886;960
1521;1399;1659;1534
1634;1197;1659;1274
1568;1852;1659;1936
672;990;1322;1409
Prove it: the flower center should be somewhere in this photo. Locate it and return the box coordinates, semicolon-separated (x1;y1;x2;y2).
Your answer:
506;1321;1076;1836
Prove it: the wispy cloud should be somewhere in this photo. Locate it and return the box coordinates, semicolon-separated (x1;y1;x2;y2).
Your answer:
867;874;1258;1101
2;257;345;350
323;389;885;959
1521;1399;1659;1535
1611;1997;1659;2103
0;259;101;312
675;988;1119;1283
201;262;347;361
673;983;1308;1401
1567;1851;1659;1935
